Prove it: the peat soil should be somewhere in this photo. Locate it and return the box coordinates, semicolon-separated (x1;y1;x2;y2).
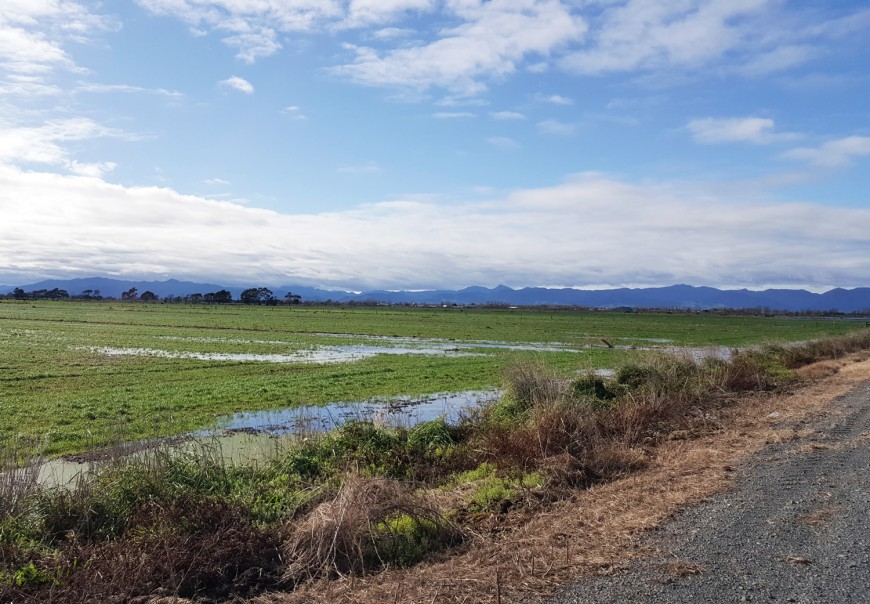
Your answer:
548;380;870;604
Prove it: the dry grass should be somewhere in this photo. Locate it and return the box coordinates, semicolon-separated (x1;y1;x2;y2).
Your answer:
797;506;841;526
282;474;461;584
252;352;870;604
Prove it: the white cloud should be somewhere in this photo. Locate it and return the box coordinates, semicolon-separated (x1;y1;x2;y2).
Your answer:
0;118;127;169
75;82;184;98
537;119;576;137
559;0;864;77
490;111;526;120
687;117;799;145
331;0;586;95
1;167;867;290
370;27;415;40
535;93;573;105
219;76;254;94
136;0;343;62
487;136;520;150
341;0;435;29
783;136;870;168
0;1;115;74
337;161;381;174
432;111;474;119
204;178;230;185
282;105;307;120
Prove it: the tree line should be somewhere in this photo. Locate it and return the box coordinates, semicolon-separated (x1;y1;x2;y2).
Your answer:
2;287;302;305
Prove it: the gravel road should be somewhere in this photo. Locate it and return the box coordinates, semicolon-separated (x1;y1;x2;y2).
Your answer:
548;380;870;604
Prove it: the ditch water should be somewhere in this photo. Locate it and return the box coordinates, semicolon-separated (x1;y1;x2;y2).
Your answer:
211;389;501;436
29;389;500;489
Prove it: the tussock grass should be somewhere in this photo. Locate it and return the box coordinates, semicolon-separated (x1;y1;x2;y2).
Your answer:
283;474;461;582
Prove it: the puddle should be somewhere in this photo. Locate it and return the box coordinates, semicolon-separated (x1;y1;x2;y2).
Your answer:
212;389;501;436
73;345;483;364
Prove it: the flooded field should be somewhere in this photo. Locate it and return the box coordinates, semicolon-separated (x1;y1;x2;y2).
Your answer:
1;301;861;458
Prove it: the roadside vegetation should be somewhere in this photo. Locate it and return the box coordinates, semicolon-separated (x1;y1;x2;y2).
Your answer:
2;328;869;602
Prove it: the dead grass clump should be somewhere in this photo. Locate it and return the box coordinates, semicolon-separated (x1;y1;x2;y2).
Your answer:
796;360;841;380
503;361;564;411
283;474;460;583
718;354;777;391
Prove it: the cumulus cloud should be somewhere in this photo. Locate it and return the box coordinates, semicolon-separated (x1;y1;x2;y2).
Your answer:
535;93;573;105
0;118;128;169
75;82;184;98
559;0;864;77
687;117;799;145
219;76;254;94
0;1;115;73
337;160;381;174
331;0;586;95
340;0;435;29
537;119;576;137
131;1;870;96
2;166;867;290
282;105;307;120
432;111;474;119
490;111;526;120
136;0;343;62
783;136;870;168
487;136;520;150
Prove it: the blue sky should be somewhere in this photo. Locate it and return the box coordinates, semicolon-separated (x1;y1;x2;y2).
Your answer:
1;1;869;291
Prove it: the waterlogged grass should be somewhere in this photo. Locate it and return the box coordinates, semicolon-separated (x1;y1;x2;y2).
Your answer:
0;301;863;455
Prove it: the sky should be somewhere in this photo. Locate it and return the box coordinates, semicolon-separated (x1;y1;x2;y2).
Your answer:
1;0;869;292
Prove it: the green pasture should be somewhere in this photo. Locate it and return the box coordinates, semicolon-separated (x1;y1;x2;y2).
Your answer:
0;301;862;455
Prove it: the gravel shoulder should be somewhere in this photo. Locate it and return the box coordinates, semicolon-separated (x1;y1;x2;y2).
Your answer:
548;378;870;604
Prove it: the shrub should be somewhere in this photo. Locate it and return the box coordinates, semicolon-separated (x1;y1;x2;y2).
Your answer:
407;418;454;451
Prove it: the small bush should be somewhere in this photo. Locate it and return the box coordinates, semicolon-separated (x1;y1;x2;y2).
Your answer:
569;374;617;408
407;418;454;451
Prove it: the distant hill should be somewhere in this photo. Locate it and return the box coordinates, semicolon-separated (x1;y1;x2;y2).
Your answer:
1;278;869;312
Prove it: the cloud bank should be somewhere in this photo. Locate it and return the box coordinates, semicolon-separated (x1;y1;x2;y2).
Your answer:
1;166;867;290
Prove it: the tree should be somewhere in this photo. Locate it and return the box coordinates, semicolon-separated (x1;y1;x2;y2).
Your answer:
284;292;302;305
240;287;275;305
204;290;233;304
139;291;159;302
121;287;139;301
12;288;26;300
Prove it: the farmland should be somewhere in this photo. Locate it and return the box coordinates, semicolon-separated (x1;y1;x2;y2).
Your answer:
0;301;863;455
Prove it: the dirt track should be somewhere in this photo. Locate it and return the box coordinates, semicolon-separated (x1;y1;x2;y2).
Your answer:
548;376;870;603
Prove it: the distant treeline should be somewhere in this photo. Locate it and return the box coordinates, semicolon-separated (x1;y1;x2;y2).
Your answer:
2;286;302;306
3;287;868;318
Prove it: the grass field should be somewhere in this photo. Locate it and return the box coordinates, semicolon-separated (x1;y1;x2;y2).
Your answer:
0;301;863;455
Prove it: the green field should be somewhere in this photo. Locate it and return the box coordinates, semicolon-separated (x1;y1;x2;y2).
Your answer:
0;301;862;455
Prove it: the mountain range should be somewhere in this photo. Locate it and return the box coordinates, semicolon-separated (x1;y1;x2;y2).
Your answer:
1;277;869;313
